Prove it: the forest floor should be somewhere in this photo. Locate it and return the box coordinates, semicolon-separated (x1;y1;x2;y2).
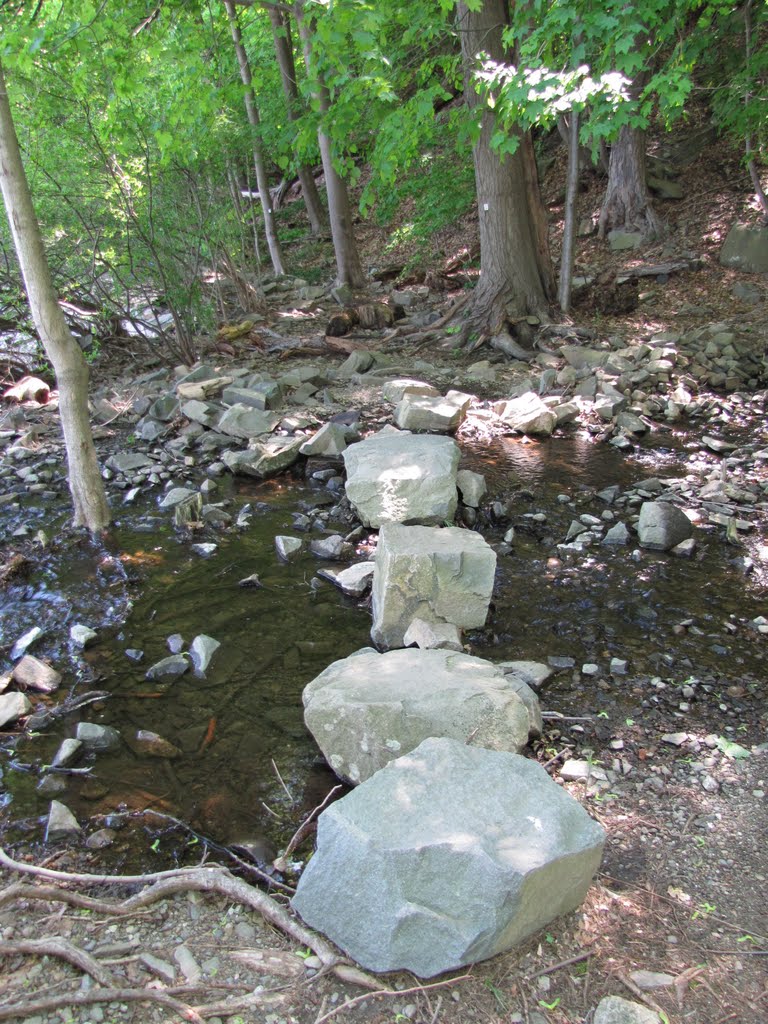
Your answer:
2;124;768;1024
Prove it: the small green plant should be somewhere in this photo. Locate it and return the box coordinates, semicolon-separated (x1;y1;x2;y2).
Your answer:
625;718;635;726
445;324;461;335
484;979;508;1012
691;901;716;920
539;997;561;1010
150;838;161;853
294;947;313;960
545;932;556;944
596;711;609;720
737;934;758;944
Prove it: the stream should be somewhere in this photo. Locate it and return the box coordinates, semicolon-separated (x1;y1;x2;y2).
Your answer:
1;430;766;869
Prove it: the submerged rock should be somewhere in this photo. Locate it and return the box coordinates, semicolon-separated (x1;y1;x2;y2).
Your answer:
292;737;606;976
146;654;190;681
189;635;221;674
76;722;121;752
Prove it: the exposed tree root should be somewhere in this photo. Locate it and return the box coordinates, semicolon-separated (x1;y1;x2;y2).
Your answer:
0;936;115;986
0;847;385;992
0;985;210;1023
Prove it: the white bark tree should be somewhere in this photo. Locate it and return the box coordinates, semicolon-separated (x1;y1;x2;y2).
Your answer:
0;59;110;533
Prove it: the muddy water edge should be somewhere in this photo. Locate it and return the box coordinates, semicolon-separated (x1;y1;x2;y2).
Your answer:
1;429;766;872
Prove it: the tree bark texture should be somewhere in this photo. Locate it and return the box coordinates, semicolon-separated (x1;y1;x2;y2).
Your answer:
224;0;285;276
294;1;366;290
598;125;664;240
0;61;110;533
558;109;580;312
268;7;327;235
458;1;553;336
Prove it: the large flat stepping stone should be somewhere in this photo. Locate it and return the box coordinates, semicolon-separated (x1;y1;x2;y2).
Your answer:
302;648;540;784
292;737;606;977
371;523;496;649
342;431;460;527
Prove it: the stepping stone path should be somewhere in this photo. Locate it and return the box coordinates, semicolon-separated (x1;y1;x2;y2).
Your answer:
292;378;604;971
302;648;541;784
292;737;606;977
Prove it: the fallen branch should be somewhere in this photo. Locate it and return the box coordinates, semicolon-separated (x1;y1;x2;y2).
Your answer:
276;785;342;870
0;936;115;986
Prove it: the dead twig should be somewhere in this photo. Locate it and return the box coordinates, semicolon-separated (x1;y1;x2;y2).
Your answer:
617;971;666;1014
0;850;382;990
527;951;592;980
313;974;471;1024
277;785;342;868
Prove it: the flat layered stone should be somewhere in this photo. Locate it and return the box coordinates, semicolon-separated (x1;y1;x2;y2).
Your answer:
371;523;496;649
303;648;538;785
343;432;460;528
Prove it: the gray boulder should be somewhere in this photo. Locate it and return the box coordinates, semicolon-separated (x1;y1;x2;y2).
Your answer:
216;405;280;440
456;469;487;508
720;223;768;274
495;392;557;436
317;561;375;597
0;691;31;728
275;535;303;561
381;379;439;404
292;737;606;976
189;634;220;674
145;654;189;681
371;523;496;649
637;501;693;551
342;432;460;527
299;421;349;456
302;648;538;784
402;617;463;651
393;391;471;433
222;436;304;478
46;801;81;840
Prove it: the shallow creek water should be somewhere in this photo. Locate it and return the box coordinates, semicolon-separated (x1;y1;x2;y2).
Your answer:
1;432;765;867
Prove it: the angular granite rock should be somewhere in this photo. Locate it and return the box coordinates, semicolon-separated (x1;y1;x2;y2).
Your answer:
302;648;539;784
637;501;693;551
292;737;606;976
342;431;460;528
371;523;496;649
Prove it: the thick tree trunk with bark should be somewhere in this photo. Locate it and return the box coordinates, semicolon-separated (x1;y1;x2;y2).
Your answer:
458;1;554;338
268;7;327;236
0;61;110;533
224;0;285;276
598;124;664;240
294;1;366;291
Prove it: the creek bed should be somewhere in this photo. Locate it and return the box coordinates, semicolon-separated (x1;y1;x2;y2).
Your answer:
1;431;766;869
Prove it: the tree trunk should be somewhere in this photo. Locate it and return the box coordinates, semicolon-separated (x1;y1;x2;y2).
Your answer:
268;7;327;235
224;0;285;276
458;1;554;338
294;1;366;291
558;109;580;312
0;61;110;534
598;125;664;240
